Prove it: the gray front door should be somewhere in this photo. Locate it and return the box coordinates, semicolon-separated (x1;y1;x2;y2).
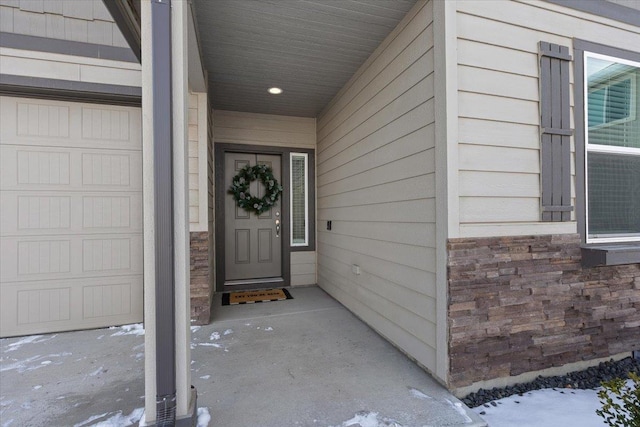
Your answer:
224;152;282;287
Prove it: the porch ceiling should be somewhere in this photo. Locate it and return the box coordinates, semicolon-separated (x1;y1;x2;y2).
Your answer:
192;0;418;118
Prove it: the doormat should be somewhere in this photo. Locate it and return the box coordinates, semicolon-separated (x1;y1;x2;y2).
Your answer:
222;288;293;306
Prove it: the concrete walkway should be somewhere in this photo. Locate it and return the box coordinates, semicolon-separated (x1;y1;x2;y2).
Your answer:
0;286;486;427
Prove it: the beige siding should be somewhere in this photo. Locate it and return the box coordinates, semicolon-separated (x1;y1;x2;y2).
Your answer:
0;0;129;48
316;1;439;378
291;251;316;287
0;48;141;87
188;92;209;232
456;0;640;238
213;110;315;149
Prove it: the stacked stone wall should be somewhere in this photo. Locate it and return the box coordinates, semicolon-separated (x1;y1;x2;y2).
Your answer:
190;231;211;324
448;234;640;388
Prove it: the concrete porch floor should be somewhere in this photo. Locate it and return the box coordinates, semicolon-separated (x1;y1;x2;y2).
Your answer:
0;286;486;427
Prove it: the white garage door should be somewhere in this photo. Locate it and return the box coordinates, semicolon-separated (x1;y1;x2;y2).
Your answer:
0;96;143;337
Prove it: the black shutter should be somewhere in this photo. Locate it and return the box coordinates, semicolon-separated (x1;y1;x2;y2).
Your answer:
539;41;573;222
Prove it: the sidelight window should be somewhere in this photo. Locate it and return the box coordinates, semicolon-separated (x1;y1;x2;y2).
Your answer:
290;153;308;246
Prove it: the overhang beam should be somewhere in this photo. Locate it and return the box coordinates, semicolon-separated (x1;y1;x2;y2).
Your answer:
102;0;142;62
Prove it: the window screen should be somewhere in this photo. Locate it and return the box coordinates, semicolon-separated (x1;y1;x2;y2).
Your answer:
290;153;308;246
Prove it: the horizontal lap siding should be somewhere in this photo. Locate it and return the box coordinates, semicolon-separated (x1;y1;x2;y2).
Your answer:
291;251;316;286
212;110;315;149
456;0;640;238
316;1;439;376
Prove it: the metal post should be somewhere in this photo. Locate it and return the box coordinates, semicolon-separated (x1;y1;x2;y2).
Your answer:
151;0;176;425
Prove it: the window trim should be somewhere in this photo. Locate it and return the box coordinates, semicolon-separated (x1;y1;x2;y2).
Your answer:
290;152;309;247
582;51;640;244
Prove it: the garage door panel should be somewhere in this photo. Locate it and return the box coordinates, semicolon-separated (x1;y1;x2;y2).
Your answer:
1;97;141;150
1;145;142;192
1;234;143;282
1;191;142;236
0;275;143;337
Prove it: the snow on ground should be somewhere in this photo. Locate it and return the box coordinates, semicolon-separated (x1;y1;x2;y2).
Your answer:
109;324;145;337
197;407;211;427
408;388;432;400
0;352;72;373
330;411;403;427
473;381;636;427
444;399;472;423
3;335;56;352
74;408;144;427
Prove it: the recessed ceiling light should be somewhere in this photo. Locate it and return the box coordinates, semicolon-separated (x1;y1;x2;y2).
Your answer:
268;87;283;95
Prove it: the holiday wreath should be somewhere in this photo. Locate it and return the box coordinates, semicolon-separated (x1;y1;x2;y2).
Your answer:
229;164;283;215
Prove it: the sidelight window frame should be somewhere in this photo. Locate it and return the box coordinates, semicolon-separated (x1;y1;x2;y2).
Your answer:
290;152;309;247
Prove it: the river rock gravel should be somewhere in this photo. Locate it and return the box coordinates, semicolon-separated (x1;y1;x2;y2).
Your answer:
462;356;640;408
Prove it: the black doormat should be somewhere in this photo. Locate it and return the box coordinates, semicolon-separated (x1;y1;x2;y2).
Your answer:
221;288;293;306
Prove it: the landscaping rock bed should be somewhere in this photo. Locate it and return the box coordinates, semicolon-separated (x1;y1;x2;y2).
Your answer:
461;356;640;408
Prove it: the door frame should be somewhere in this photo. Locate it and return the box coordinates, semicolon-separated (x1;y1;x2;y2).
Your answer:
215;143;296;292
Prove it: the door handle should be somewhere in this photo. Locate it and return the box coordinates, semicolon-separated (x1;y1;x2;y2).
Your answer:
275;219;280;238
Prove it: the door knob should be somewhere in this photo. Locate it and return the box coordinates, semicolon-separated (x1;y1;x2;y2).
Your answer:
275;219;280;238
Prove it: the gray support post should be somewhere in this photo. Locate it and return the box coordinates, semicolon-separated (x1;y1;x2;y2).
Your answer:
151;0;177;425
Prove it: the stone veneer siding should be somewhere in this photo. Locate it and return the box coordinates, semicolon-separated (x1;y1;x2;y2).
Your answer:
190;231;212;324
448;234;640;388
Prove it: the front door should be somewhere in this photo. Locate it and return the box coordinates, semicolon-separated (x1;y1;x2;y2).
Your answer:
224;152;282;288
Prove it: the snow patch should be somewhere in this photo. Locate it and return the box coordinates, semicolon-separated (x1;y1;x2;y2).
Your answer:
1;352;71;373
89;367;104;376
472;383;636;427
96;335;104;340
209;332;220;341
409;388;432;400
110;324;145;337
445;399;472;423
197;407;211;427
73;412;109;427
331;412;404;427
198;343;222;348
3;335;57;353
4;335;44;352
191;326;201;333
33;385;42;390
200;375;211;380
264;327;274;331
223;329;233;336
74;407;143;427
